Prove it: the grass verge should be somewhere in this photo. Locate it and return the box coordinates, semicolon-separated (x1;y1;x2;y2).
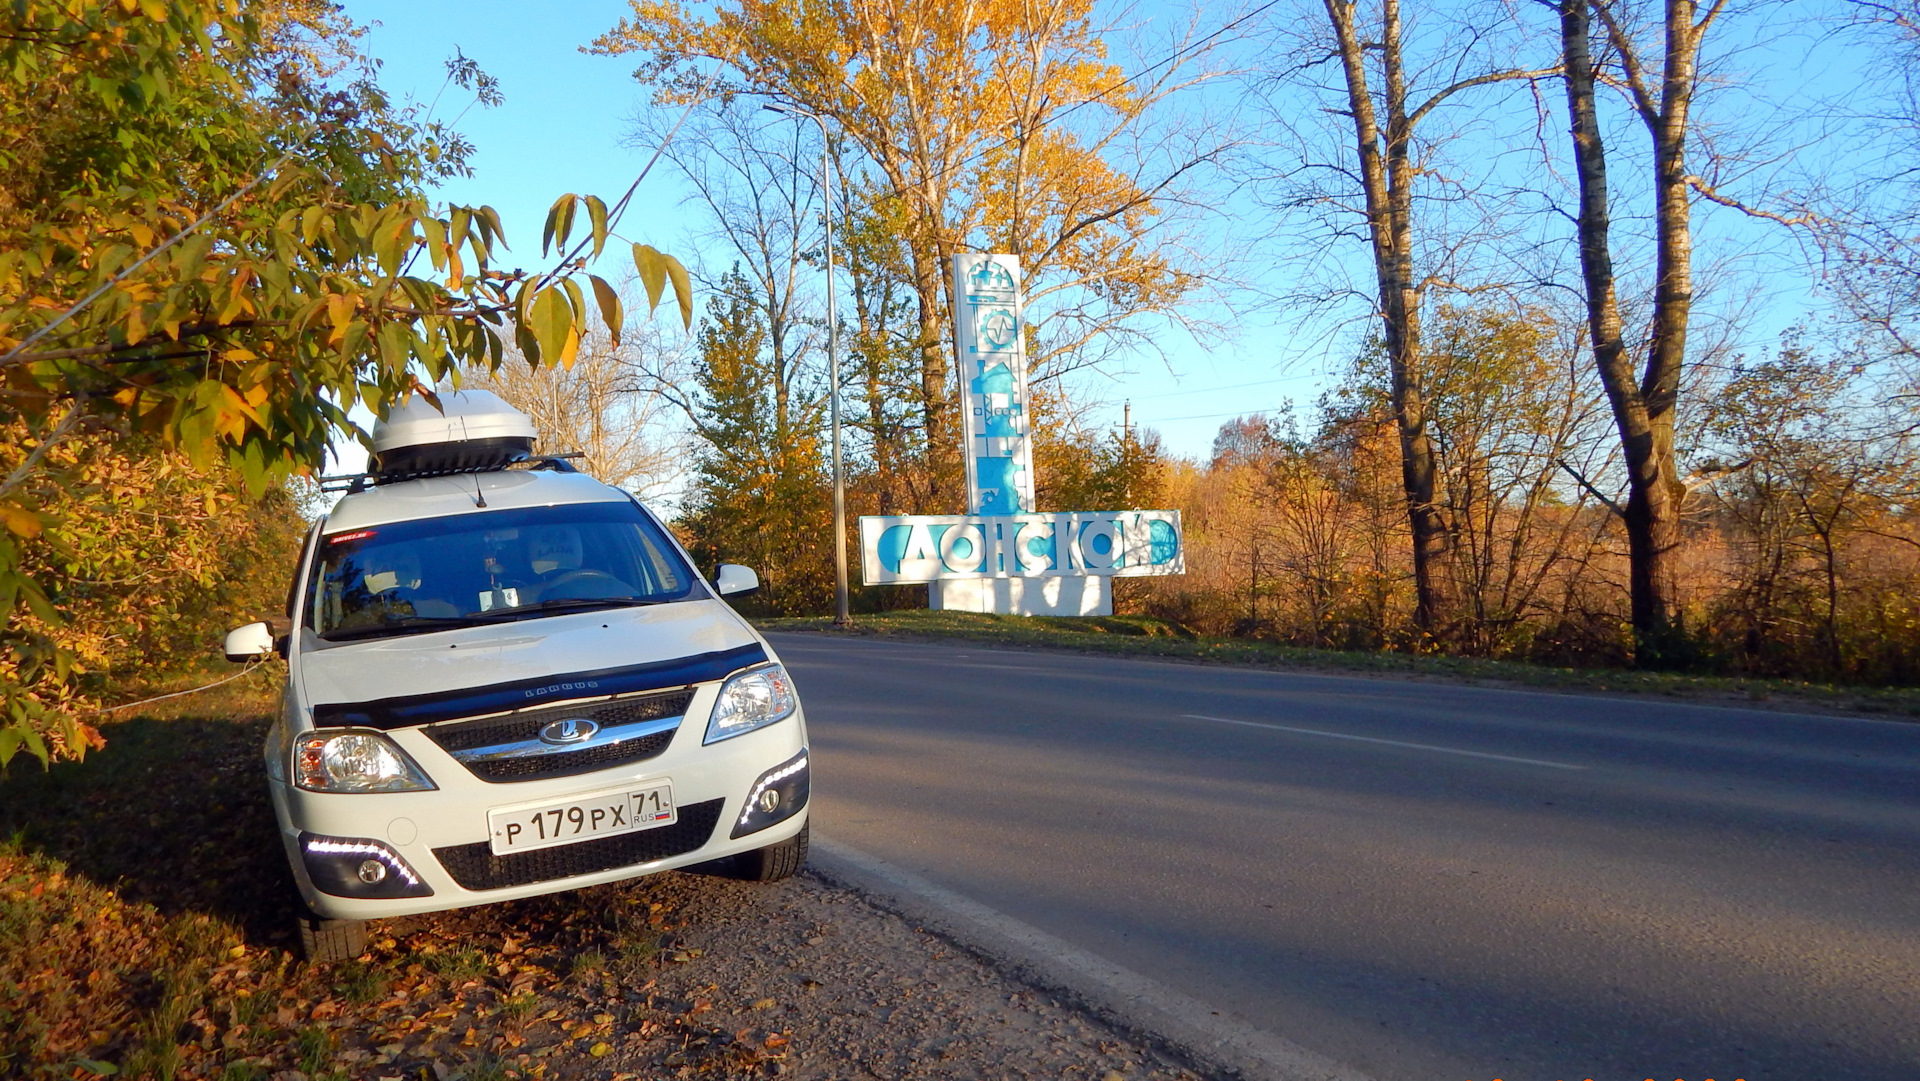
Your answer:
755;609;1920;719
0;668;784;1079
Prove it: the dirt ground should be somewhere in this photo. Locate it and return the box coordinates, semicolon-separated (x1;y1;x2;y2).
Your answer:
0;704;1215;1080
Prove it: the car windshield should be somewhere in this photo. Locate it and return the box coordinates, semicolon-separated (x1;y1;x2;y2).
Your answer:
307;501;700;641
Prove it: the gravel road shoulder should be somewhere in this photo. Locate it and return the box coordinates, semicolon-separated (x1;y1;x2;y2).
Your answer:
401;863;1216;1081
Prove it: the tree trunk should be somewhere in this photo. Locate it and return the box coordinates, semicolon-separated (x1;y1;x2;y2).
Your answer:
908;237;961;511
1324;0;1453;637
1558;0;1693;667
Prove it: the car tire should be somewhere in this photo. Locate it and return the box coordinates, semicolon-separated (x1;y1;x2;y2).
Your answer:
734;820;808;882
296;908;367;963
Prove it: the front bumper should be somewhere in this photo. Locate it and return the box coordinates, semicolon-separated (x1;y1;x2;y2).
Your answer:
270;693;809;921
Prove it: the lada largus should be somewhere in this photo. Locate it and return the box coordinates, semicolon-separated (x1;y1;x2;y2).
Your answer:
221;391;809;961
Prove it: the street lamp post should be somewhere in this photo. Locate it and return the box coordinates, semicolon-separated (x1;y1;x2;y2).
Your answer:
764;103;852;627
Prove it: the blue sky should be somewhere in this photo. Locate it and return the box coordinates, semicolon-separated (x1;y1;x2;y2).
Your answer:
334;0;1324;467
332;0;1864;475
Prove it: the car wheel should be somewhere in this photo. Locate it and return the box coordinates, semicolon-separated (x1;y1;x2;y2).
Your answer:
296;908;367;963
734;820;808;882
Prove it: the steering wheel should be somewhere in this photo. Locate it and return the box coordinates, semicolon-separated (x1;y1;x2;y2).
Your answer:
536;568;628;600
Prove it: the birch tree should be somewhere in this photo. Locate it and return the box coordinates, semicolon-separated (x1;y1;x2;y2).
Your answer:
1265;0;1554;637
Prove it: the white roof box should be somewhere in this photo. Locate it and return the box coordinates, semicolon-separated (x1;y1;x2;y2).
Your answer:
370;389;537;477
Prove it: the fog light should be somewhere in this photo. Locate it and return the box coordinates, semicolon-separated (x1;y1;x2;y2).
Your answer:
298;833;433;899
731;750;809;839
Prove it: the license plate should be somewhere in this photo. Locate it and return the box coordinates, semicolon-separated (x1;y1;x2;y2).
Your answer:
487;782;675;856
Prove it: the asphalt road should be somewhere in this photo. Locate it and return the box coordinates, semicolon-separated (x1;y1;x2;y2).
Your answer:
767;632;1920;1081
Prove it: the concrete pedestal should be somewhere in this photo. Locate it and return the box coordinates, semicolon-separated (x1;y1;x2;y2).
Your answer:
928;576;1112;616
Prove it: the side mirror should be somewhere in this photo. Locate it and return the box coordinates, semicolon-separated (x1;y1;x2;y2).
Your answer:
714;564;760;597
223;621;275;663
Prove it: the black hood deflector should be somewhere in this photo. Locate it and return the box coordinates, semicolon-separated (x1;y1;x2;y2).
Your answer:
310;642;769;730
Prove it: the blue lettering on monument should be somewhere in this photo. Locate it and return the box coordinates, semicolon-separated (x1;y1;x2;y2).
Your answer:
859;512;1184;581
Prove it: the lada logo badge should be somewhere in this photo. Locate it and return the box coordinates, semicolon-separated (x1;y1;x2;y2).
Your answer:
539;718;599;746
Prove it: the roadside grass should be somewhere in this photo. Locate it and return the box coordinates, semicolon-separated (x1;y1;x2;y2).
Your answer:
755;609;1920;718
0;667;780;1079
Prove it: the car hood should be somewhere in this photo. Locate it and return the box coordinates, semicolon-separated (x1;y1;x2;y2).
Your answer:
297;599;765;728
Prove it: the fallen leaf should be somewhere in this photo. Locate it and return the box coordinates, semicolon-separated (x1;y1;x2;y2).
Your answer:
750;999;775;1010
588;1042;612;1058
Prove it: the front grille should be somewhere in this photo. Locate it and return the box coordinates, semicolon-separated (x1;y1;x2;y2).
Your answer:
432;798;724;891
425;689;695;782
468;731;676;781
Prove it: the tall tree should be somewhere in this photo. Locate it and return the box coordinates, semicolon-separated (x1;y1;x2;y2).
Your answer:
1284;0;1553;637
0;0;692;764
629;100;838;509
593;0;1224;510
837;175;927;514
1552;0;1724;665
681;267;832;614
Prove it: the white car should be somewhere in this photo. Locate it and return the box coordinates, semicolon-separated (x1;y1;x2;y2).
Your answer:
222;391;809;961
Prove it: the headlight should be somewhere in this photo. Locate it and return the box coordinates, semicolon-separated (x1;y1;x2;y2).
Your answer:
294;731;436;793
704;663;798;744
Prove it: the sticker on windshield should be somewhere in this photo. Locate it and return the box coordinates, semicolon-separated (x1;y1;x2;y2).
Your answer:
478;587;520;611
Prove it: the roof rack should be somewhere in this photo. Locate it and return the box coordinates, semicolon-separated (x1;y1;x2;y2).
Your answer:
318;453;584;494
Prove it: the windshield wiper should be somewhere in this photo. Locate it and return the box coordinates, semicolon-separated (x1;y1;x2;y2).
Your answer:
323;598;679;639
461;596;675;620
322;615;492;641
